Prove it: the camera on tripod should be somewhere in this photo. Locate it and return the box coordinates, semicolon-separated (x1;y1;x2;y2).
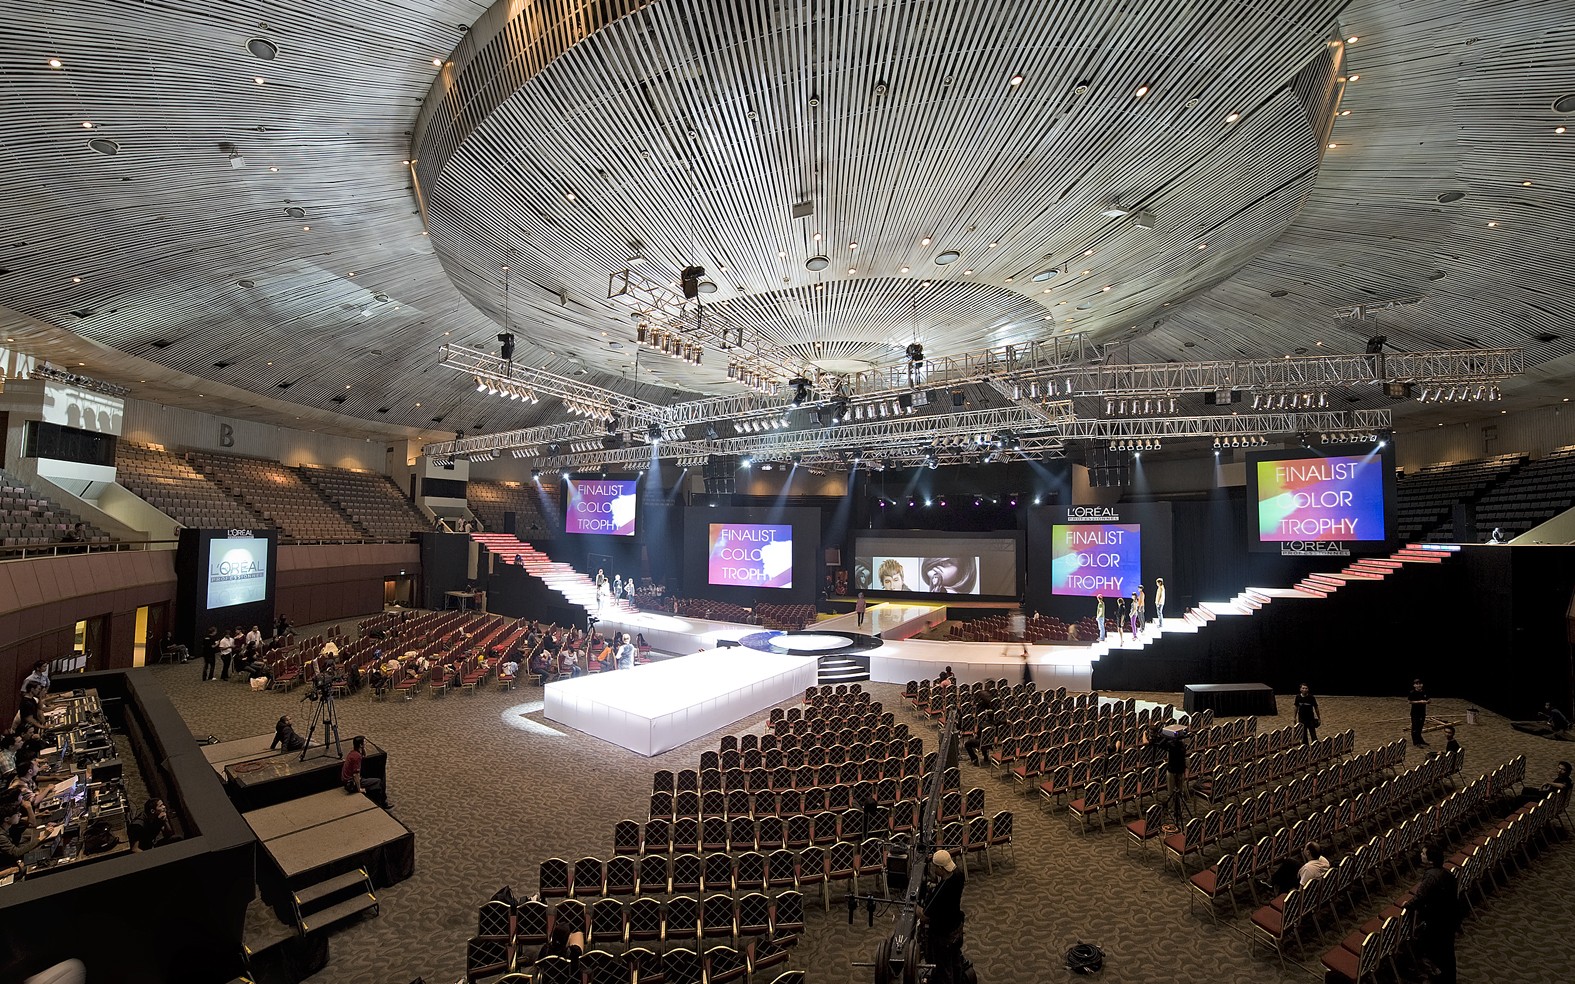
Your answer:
302;658;340;702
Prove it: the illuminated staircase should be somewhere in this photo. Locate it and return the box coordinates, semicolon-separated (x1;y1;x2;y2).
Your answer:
470;533;635;616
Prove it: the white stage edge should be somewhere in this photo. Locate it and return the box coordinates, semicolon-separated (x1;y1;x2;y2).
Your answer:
817;602;945;640
869;638;1095;693
543;648;819;756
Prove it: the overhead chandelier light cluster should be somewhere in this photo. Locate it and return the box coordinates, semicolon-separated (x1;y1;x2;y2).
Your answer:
1105;397;1180;416
1250;391;1328;410
634;322;704;365
1416;384;1501;402
1110;438;1162;452
473;376;540;402
1213;436;1271;449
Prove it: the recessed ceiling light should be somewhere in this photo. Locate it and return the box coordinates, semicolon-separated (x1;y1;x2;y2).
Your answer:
1522;180;1533;186
847;268;856;274
1225;112;1240;123
1009;74;1024;87
47;58;62;69
988;242;998;249
238;279;256;288
564;191;576;201
81;121;93;129
1102;286;1111;292
1031;268;1056;282
1348;74;1359;81
963;269;974;276
302;225;310;231
848;241;858;250
920;237;932;246
1556;127;1567;134
72;276;82;283
899;266;910;273
1134;85;1149;98
777;251;787;258
88;137;119;156
935;250;960;264
805;255;829;271
1197;243;1207;249
247;38;278;60
1327;142;1337;148
285;206;306;218
1340;109;1351;116
1436;191;1466;203
432;57;443;67
1487;221;1498;227
1346;35;1359;43
254;76;266;85
1004;277;1013;283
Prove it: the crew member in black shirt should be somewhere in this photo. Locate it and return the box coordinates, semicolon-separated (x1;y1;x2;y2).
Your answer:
1408;679;1430;746
919;849;966;984
1411;840;1459;983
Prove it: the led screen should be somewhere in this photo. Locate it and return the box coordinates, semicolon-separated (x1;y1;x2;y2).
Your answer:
852;535;1018;597
1049;524;1141;597
206;537;270;609
1256;454;1386;541
708;523;794;588
564;478;638;536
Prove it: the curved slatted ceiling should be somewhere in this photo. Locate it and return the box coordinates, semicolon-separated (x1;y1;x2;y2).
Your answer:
0;0;1569;442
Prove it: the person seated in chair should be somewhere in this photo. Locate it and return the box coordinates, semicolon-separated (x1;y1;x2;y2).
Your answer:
1516;761;1573;806
367;662;387;697
536;919;584;969
1512;702;1571;738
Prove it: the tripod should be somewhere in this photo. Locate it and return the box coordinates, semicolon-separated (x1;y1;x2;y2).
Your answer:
300;682;344;761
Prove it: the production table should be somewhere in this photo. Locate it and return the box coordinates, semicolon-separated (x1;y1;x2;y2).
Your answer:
1183;682;1278;716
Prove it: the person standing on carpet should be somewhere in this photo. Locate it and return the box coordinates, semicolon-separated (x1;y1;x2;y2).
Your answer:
1412;840;1459;983
1293;683;1320;745
1408;678;1431;746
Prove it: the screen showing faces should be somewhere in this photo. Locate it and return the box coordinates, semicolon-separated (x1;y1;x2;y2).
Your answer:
1049;524;1141;597
708;524;794;588
206;537;270;609
853;535;1018;597
564;478;638;536
1256;454;1386;541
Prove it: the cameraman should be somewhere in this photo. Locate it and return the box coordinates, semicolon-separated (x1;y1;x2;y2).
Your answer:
917;849;966;984
1146;724;1190;831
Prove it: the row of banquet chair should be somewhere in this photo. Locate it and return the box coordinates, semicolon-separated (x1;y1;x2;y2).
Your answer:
476;938;805;984
711;721;906;760
543;843;884;909
1181;749;1484;948
669;739;925;789
1321;782;1566;982
647;764;960;820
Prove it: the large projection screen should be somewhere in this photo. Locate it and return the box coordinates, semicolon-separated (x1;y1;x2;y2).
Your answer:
682;506;820;605
1246;446;1395;550
563;476;638;536
1049;523;1141;597
708;523;794;589
852;532;1021;599
206;536;271;609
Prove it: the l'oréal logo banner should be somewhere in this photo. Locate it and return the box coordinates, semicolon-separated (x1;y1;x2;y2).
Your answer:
1065;506;1120;522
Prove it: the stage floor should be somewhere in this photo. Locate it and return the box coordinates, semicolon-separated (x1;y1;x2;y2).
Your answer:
543;647;820;756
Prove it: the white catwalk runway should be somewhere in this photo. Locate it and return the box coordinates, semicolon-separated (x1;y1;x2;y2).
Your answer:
817;602;946;639
543;648;819;756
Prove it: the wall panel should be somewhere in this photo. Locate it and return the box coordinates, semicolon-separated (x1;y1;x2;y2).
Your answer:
120;397;383;470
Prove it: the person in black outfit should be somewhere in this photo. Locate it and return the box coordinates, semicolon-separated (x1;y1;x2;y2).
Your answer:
963;691;997;766
271;715;305;752
1411;839;1459;983
919;849;967;984
201;627;219;682
1511;701;1572;738
1293;683;1320;745
1408;679;1430;746
536;918;584;968
1146;725;1189;828
1516;761;1573;806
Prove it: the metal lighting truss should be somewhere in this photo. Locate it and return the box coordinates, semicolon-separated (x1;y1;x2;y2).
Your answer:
432;336;1517;460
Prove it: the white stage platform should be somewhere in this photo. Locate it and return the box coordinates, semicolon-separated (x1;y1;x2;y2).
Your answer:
869;638;1096;693
543;648;819;756
589;610;758;657
817;602;946;640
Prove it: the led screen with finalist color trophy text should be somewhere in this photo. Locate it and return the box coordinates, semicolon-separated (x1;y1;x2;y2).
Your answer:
1255;454;1386;542
1049;524;1141;597
206;536;271;609
708;523;794;588
563;477;638;536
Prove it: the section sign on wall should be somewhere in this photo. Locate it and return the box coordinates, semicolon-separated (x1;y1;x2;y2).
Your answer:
206;535;271;609
1255;454;1386;541
1050;523;1141;597
564;477;638;536
708;523;793;588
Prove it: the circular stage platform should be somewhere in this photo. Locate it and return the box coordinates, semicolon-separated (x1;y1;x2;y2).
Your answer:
738;629;883;657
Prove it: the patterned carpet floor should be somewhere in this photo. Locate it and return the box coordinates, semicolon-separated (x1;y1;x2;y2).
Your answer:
149;626;1573;984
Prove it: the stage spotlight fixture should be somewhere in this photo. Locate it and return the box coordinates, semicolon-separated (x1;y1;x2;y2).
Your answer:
498;332;516;360
740;456;752;468
530;468;541;479
1365;335;1387;354
789;376;811;404
950;390;965;408
898;393;914;413
647;422;663;442
680;265;705;299
905;342;924;366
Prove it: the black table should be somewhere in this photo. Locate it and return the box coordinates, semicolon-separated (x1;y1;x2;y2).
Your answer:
1183;682;1278;716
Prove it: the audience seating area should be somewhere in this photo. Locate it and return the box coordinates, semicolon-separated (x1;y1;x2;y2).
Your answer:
1471;443;1575;541
948;612;1102;643
188;451;365;541
298;464;428;540
753;604;816;631
467;479;558;539
114;442;264;530
1392;452;1525;541
0;468;110;547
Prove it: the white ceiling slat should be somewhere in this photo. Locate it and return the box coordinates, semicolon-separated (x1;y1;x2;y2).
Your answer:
0;0;1568;444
